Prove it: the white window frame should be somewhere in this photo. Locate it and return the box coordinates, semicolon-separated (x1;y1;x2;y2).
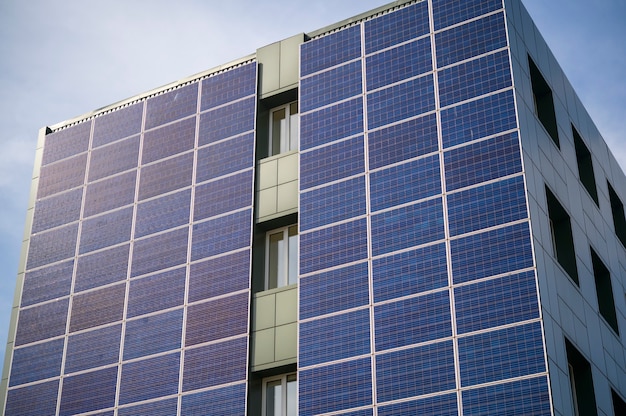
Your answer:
262;373;297;416
269;101;299;156
265;225;298;290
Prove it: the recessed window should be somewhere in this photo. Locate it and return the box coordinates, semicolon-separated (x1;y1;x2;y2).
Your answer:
270;102;299;156
546;187;579;284
612;389;626;416
590;248;619;334
264;373;297;416
266;225;298;290
572;125;598;205
565;339;598;416
529;56;559;148
608;181;626;247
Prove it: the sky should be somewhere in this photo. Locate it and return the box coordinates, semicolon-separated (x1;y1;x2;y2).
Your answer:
0;0;624;364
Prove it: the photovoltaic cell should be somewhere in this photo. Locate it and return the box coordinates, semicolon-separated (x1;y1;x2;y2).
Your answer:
299;262;369;319
75;244;130;292
127;267;186;318
301;25;361;77
135;189;191;238
455;270;540;334
462;376;551;416
32;188;82;234
27;223;78;270
124;309;183;360
185;293;248;346
371;198;445;256
191;209;252;261
300;98;364;151
181;383;247;415
138;152;194;201
372;242;448;302
375;340;455;402
142;116;196;164
88;135;140;182
432;0;503;30
374;290;451;351
9;338;64;386
196;132;255;182
15;299;69;346
364;2;429;54
193;170;253;221
5;380;59;416
299;358;372;415
37;153;87;199
92;102;143;148
118;398;178;416
201;62;257;111
369;155;441;212
368;113;438;170
300;61;362;113
378;393;458;416
300;218;368;275
444;131;522;191
435;12;508;68
440;90;517;149
367;75;435;129
182;337;247;391
79;207;133;254
458;321;546;386
69;283;126;332
188;249;250;302
21;260;73;307
300;136;365;190
131;227;189;278
198;97;255;146
438;50;512;107
83;171;137;218
300;176;366;231
145;82;198;130
59;367;118;416
366;37;432;91
300;309;370;367
64;324;121;374
42;121;91;166
119;353;180;405
451;222;533;284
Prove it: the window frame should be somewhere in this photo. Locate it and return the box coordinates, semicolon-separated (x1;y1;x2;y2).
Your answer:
265;225;298;290
262;373;297;416
269;101;299;156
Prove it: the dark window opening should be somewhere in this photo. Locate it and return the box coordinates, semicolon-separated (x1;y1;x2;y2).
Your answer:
546;187;579;284
529;56;559;148
612;389;626;416
590;248;619;334
573;125;598;205
565;339;598;416
608;181;626;247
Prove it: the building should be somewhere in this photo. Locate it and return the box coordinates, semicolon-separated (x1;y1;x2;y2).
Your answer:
2;0;626;414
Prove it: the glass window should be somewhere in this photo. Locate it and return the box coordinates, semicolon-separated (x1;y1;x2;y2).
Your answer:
608;181;626;247
565;339;598;416
270;102;299;156
264;374;297;416
545;186;578;284
529;56;559;148
267;225;298;289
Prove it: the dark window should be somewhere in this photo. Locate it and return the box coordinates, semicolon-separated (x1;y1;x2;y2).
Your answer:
546;187;578;284
565;339;597;416
529;56;559;147
612;389;626;416
573;125;598;205
608;181;626;247
590;248;618;334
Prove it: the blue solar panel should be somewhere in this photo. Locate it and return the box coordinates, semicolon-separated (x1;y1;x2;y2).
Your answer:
138;152;194;201
432;0;503;30
366;37;432;91
364;2;429;54
32;188;82;234
27;223;78;270
119;353;180;405
135;189;191;238
69;283;126;332
188;249;250;302
300;136;365;190
181;383;247;415
194;170;253;220
93;102;143;148
198;97;255;146
462;376;551;415
131;227;189;278
378;393;458;416
5;380;59;416
196;132;255;182
15;299;69;346
42;121;91;166
145;83;198;130
10;338;64;386
300;98;364;151
301;25;361;76
83;171;136;218
191;209;252;261
201;62;257;111
301;61;362;113
185;293;248;346
88;135;140;182
21;260;73;307
37;153;87;199
182;337;247;391
65;325;121;374
75;244;129;292
60;367;118;415
142;116;196;164
127;267;186;318
124;309;183;360
79;207;133;254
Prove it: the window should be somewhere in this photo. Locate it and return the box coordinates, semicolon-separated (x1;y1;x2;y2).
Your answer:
270;102;299;156
572;125;599;205
608;181;626;247
529;56;559;148
565;339;598;416
264;374;297;416
590;248;619;334
546;187;579;284
612;389;626;416
266;225;298;289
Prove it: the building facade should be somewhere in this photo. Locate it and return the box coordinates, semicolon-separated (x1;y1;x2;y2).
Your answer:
2;0;626;415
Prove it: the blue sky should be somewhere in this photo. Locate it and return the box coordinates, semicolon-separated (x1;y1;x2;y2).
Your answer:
0;0;624;362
